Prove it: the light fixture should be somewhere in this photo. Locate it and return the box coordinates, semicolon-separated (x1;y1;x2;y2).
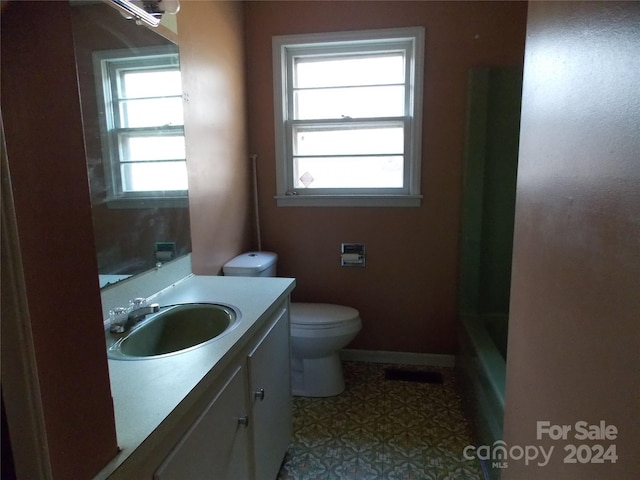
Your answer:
110;0;180;28
158;0;180;15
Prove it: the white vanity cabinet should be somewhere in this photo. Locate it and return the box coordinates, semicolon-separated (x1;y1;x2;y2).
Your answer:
247;307;292;480
152;301;292;480
154;365;250;480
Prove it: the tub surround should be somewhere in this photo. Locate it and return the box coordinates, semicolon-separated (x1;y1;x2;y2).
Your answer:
457;315;506;440
95;275;295;479
455;65;520;480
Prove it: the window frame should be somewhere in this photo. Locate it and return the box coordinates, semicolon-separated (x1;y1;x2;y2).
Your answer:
93;45;187;208
272;27;425;207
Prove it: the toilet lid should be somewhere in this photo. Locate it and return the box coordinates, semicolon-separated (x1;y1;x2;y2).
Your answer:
290;303;360;326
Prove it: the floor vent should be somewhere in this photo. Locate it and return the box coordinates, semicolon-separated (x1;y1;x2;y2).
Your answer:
384;368;443;384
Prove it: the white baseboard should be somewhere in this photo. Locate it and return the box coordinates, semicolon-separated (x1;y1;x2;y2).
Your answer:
340;349;455;368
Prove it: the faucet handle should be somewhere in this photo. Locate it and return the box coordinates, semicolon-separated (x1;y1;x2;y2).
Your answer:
109;307;129;333
129;297;147;309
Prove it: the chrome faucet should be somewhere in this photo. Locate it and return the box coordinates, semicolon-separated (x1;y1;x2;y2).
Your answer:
109;303;160;333
127;303;160;327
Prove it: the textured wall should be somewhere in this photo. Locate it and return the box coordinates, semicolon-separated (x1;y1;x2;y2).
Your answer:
503;2;640;478
180;1;253;275
1;2;118;477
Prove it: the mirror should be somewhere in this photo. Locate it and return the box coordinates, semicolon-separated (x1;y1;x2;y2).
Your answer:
70;1;191;288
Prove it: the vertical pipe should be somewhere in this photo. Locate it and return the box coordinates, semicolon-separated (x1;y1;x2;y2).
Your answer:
250;154;262;251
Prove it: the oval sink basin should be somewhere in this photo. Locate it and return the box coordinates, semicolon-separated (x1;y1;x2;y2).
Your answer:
108;303;239;360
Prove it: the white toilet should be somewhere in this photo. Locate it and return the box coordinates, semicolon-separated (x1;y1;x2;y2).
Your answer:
223;251;362;397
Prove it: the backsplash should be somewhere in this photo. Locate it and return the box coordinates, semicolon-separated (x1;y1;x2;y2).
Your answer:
100;254;193;324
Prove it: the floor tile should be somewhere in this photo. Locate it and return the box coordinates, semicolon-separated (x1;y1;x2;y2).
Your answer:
278;361;483;480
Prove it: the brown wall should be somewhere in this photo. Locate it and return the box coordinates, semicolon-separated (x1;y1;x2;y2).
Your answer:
180;0;253;275
1;2;118;478
244;1;527;354
503;2;640;478
2;1;252;477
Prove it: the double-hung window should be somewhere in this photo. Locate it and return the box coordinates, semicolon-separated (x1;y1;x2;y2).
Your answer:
93;45;187;206
273;27;425;207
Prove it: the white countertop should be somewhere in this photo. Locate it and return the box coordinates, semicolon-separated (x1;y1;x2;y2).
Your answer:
95;274;295;479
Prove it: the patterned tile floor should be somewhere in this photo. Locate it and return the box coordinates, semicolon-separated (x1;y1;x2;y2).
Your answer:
277;361;484;480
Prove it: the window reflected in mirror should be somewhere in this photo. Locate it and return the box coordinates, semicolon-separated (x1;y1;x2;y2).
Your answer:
94;45;188;200
70;1;191;288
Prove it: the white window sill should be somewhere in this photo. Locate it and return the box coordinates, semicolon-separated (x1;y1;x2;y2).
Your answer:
275;194;422;207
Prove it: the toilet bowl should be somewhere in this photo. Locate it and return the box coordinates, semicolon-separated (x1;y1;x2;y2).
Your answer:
223;252;362;397
289;303;361;397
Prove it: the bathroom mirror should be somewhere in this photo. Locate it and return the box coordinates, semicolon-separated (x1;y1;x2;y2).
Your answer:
70;0;191;288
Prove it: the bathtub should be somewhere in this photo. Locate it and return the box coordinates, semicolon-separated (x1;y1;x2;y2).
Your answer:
457;314;508;479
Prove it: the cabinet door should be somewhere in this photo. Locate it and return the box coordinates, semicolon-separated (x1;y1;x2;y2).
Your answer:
155;365;249;480
247;307;292;480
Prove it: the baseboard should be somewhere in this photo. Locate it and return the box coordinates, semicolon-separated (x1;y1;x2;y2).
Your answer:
340;349;455;368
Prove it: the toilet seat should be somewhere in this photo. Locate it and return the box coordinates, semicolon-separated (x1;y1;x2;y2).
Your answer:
290;303;360;330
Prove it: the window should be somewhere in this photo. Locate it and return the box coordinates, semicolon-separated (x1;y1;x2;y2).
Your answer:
273;27;425;207
93;45;187;206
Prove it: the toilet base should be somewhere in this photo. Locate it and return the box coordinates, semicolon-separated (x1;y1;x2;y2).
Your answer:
291;353;345;397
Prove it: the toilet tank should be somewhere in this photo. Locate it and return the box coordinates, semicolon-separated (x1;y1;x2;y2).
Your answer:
223;252;277;277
